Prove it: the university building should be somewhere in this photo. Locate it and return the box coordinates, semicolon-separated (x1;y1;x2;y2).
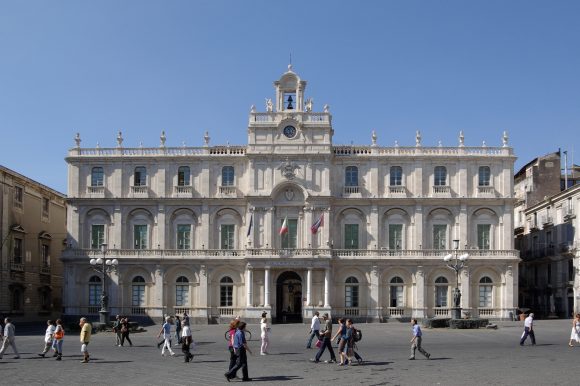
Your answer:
62;66;519;323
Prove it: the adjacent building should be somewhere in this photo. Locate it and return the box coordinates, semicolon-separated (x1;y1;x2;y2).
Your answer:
0;165;66;321
515;151;580;317
62;66;519;323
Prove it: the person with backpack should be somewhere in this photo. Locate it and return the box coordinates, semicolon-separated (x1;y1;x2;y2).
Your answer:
54;319;65;361
350;321;363;365
120;317;133;347
112;315;122;346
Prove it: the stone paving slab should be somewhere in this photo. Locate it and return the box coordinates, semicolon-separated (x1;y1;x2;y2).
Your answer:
0;319;578;385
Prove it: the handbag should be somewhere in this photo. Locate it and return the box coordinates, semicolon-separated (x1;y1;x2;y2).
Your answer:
315;339;323;348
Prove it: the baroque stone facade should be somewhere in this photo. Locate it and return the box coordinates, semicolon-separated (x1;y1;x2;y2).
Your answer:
62;66;519;323
0;165;66;322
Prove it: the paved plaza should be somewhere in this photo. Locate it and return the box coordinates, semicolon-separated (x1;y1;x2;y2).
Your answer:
0;319;578;385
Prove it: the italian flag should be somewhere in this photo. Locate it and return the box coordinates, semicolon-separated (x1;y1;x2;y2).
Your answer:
279;216;289;235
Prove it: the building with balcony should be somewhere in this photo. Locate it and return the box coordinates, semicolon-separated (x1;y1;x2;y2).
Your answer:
0;165;66;322
62;66;519;323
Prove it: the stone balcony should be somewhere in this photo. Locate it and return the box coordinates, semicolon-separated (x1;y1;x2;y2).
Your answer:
388;185;407;197
87;185;105;198
477;186;496;198
173;185;193;198
432;185;451;197
130;186;149;198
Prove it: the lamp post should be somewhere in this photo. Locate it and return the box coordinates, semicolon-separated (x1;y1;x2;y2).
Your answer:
443;239;469;319
89;243;118;325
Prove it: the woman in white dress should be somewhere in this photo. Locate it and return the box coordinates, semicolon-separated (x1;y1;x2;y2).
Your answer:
568;313;580;347
260;312;270;355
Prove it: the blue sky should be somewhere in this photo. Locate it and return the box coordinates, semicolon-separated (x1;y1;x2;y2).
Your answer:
1;0;579;193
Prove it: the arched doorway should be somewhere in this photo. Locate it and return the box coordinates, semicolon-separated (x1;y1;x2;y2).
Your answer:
275;271;302;323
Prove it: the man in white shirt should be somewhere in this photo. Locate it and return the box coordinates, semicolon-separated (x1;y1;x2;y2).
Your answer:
0;318;20;359
306;311;321;349
520;313;536;346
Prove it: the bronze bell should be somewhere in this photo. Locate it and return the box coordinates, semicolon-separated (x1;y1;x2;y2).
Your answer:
286;95;294;109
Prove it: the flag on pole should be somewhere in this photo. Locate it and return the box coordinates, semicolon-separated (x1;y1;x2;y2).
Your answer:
246;214;253;237
311;213;324;234
279;216;289;235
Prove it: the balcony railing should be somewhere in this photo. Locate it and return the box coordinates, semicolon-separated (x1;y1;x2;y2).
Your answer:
174;307;193;315
87;186;105;197
564;207;576;220
173;185;193;198
388;186;407;197
218;307;235;316
40;264;51;275
433;307;450;317
219;186;237;196
432;185;451;196
477;308;498;317
87;306;100;314
343;186;360;195
477;186;495;197
542;216;553;226
386;307;406;316
10;260;24;271
130;186;148;197
131;307;146;315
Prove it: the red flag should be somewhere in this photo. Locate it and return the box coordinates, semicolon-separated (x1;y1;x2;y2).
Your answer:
279;216;289;235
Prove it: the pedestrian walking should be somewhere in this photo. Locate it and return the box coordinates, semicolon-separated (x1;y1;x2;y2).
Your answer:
306;311;320;349
113;315;122;346
181;320;194;362
54;319;64;361
310;313;336;363
38;320;56;357
225;321;252;382
349;321;364;364
520;313;536;346
409;318;430;360
569;313;580;347
0;318;20;359
227;319;240;378
175;315;182;345
260;312;270;355
120;317;133;346
79;317;92;363
157;316;175;356
331;318;347;365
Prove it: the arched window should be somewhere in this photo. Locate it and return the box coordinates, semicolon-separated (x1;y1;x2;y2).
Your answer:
478;166;491;186
88;275;102;308
434;166;447;186
132;276;146;307
389;276;404;307
222;166;235;186
345;166;358;187
345;276;359;308
479;276;493;308
91;167;104;187
390;166;403;186
435;276;448;307
220;276;234;307
134;167;147;186
175;276;189;307
178;166;190;186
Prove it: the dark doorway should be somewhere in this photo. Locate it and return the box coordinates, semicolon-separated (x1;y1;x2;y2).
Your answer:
275;271;302;323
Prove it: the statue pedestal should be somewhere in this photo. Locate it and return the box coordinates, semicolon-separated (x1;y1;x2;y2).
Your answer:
99;310;110;325
450;307;462;320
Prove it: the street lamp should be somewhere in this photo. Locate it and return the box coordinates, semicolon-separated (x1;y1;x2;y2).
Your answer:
89;243;118;325
443;239;469;319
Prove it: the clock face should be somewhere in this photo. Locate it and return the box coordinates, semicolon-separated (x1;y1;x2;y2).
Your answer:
283;125;297;138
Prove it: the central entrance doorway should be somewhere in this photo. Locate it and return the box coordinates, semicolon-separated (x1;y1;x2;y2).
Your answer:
275;271;303;323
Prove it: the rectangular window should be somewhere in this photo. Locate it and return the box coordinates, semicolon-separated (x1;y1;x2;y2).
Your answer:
91;167;104;186
345;285;359;307
221;224;235;250
390;166;403;186
134;167;147;186
89;284;101;307
177;224;191;250
389;224;403;250
13;238;23;264
134;225;148;249
434;166;447;186
14;186;23;208
478;166;491;186
42;197;50;218
91;224;105;249
281;219;298;249
435;286;448;307
479;286;492;307
176;285;189;307
433;225;447;250
222;166;235;186
344;224;359;249
41;244;50;266
390;286;404;307
477;224;491;250
220;285;233;307
132;285;145;306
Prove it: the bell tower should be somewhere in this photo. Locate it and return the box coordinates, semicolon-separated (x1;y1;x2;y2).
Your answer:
274;64;306;112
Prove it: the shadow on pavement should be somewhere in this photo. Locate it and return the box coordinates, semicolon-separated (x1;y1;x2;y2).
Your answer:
249;375;303;382
194;359;227;363
268;352;301;355
90;360;134;364
360;361;393;366
425;357;452;360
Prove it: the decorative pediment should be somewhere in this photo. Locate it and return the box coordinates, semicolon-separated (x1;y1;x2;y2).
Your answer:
11;225;25;233
39;231;52;240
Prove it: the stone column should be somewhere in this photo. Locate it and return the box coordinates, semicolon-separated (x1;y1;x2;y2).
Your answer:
324;268;331;307
306;268;313;306
414;266;426;318
246;264;253;307
198;265;208;321
264;267;271;307
460;266;470;315
157;204;165;249
370;265;380;321
153;265;164;318
113;204;122;249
